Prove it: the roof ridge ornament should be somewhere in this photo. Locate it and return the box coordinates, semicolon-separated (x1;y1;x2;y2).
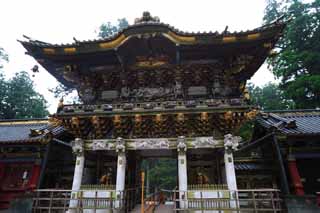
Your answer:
134;11;160;24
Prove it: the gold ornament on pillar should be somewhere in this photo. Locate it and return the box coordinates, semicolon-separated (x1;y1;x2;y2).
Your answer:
57;97;64;113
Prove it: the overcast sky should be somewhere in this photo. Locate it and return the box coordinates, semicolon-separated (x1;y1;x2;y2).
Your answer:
0;0;277;113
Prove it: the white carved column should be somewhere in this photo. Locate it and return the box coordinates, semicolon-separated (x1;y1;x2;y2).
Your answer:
177;136;188;209
69;138;85;213
115;137;126;209
224;134;241;210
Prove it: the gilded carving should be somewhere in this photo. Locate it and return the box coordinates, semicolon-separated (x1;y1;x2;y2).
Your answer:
245;109;258;120
48;116;63;127
224;111;233;121
134;11;160;23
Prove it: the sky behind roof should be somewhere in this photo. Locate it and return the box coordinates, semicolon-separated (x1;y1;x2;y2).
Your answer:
0;0;276;113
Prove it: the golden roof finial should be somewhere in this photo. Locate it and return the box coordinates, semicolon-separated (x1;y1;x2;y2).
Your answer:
57;97;64;113
134;11;160;24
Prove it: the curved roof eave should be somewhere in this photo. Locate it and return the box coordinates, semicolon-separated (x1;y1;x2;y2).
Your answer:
18;17;287;50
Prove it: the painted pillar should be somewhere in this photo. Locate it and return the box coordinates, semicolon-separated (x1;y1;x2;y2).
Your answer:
115;137;126;209
287;154;304;195
224;134;241;210
69;138;85;213
177;136;188;209
28;159;42;189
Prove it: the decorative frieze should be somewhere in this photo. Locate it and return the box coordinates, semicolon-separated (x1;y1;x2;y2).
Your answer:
192;137;219;149
91;140;114;151
135;138;170;149
85;136;224;151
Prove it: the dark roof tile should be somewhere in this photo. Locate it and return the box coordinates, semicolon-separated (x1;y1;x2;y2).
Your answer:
19;16;287;48
0;120;66;143
257;110;320;136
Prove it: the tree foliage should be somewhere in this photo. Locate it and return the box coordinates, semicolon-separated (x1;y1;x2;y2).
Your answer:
0;47;8;69
247;82;295;110
143;159;177;190
7;72;48;118
0;49;48;119
98;18;129;38
264;0;320;108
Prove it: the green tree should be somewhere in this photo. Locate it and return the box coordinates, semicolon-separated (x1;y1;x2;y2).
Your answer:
5;71;49;119
145;159;177;190
0;48;8;118
0;70;49;119
248;82;295;110
264;0;320;108
98;18;129;38
0;47;8;68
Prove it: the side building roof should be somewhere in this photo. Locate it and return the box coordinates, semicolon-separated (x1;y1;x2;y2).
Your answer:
0;119;66;144
256;109;320;136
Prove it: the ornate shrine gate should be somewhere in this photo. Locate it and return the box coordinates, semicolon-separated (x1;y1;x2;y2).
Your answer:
21;12;286;212
69;135;239;212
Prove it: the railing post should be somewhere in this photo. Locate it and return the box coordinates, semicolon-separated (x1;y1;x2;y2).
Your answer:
252;191;257;213
63;191;67;212
200;191;204;213
35;190;40;211
94;190;97;213
270;191;276;213
275;190;281;211
235;191;240;213
48;191;53;213
217;188;220;211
